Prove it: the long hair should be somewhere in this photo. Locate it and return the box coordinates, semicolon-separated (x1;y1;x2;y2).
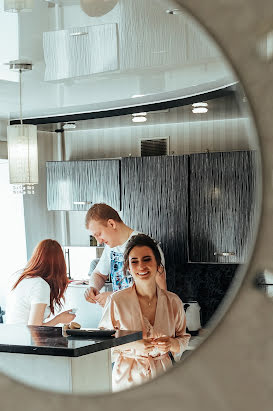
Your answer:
12;239;68;314
123;234;162;275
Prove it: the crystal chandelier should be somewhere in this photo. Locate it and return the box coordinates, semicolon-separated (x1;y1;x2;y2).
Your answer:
4;0;33;12
7;61;38;195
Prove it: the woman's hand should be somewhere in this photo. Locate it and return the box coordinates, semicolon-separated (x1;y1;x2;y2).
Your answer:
56;310;76;325
152;336;180;353
127;338;155;354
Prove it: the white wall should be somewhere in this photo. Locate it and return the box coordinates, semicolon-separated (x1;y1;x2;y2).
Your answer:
64;117;252;161
23;131;58;258
63;95;256;161
0;142;7;159
0;161;27;311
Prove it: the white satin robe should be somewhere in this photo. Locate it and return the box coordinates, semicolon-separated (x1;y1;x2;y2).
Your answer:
99;284;190;392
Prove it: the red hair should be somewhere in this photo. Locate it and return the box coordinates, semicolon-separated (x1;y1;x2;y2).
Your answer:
12;239;68;314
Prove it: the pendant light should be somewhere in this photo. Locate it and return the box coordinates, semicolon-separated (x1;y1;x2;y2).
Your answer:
7;61;38;195
4;0;33;12
80;0;118;17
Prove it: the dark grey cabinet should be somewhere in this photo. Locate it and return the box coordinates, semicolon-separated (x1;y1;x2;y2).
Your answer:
46;152;257;266
189;151;256;263
46;160;120;211
121;156;188;289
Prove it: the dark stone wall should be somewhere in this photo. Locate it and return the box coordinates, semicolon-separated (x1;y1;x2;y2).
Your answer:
174;263;238;326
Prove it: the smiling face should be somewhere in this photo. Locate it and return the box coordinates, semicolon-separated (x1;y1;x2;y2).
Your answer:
88;219;118;248
128;245;159;284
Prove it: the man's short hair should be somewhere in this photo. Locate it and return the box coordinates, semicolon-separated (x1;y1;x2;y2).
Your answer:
85;203;122;228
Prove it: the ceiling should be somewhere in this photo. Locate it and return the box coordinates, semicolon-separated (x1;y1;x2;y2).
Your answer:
0;0;236;122
36;93;248;133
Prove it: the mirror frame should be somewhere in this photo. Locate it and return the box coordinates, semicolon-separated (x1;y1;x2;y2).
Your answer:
1;0;273;409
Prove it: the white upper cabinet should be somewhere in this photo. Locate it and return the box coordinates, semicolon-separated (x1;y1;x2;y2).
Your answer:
43;23;119;81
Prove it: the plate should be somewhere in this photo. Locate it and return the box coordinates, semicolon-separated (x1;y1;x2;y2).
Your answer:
66;328;116;338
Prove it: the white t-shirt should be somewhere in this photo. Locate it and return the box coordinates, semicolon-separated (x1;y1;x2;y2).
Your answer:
5;275;51;325
95;231;165;292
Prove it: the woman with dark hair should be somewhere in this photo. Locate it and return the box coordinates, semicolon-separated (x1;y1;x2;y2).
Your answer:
99;234;190;392
5;239;75;326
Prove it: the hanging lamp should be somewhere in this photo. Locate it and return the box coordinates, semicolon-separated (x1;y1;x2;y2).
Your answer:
7;61;38;195
4;0;33;12
80;0;118;17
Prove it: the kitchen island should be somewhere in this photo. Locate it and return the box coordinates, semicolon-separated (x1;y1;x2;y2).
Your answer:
0;324;142;394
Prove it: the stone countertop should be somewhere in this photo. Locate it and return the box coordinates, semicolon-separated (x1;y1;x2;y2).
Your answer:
0;325;142;358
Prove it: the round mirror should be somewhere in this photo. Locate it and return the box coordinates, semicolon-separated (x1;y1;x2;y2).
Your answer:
0;0;261;396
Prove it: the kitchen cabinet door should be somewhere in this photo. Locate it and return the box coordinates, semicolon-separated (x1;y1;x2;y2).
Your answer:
189;151;257;263
46;160;120;211
43;23;118;81
121;155;188;290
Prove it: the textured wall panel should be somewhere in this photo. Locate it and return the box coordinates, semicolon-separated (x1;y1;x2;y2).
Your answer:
64;96;254;161
46;160;120;211
118;0;220;71
189;151;257;263
121;155;188;291
43;23;118;81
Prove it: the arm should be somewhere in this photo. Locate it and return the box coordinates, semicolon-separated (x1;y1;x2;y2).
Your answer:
89;269;108;291
152;297;190;356
85;248;112;305
28;304;75;326
99;300;152;355
85;270;111;306
156;267;167;290
156;244;167;290
171;298;191;356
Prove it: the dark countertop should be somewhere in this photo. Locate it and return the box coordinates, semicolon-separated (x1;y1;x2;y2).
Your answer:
0;325;142;358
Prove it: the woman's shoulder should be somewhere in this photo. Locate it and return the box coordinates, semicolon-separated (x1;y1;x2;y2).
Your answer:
110;286;134;303
27;276;50;291
160;288;183;305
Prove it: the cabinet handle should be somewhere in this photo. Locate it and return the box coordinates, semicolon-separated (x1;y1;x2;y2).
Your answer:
214;252;236;257
73;201;92;205
70;32;88;37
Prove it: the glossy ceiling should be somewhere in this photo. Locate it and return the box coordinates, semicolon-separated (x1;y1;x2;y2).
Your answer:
0;0;235;121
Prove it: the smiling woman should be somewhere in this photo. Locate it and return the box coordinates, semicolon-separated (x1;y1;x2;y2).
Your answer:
99;234;190;392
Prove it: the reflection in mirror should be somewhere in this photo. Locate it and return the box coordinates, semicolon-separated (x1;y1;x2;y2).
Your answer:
0;0;260;396
254;271;273;298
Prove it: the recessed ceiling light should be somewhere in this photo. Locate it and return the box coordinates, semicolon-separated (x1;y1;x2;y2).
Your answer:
132;112;147;117
192;102;208;108
132;116;147;123
63;122;77;130
131;94;146;98
192;107;208;114
166;9;183;15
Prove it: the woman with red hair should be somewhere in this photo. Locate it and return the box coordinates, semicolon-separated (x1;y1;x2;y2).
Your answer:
5;239;75;326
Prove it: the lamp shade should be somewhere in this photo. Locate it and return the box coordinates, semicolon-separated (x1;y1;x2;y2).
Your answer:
80;0;118;17
4;0;33;12
7;124;38;185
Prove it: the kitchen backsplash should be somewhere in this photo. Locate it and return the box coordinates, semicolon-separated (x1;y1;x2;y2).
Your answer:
174;263;238;327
